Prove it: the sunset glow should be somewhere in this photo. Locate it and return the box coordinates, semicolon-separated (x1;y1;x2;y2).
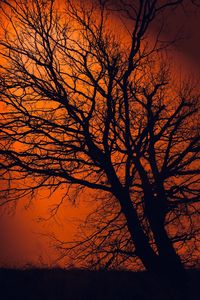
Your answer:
0;0;199;276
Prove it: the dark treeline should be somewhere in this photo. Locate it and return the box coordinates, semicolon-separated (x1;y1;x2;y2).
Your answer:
0;268;199;300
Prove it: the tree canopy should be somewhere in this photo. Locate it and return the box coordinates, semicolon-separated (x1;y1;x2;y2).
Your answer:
0;0;199;283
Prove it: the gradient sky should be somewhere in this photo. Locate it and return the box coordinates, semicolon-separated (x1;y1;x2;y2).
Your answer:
0;0;199;268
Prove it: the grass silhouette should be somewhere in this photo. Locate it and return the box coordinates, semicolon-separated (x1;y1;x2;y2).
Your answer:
0;268;199;300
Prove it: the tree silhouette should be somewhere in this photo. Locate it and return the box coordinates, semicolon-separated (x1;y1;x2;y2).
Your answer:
0;0;199;285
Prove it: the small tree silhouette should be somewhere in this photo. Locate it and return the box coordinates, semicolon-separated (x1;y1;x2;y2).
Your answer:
0;0;199;285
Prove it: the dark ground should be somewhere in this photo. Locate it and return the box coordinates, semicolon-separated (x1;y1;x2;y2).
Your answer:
0;268;199;300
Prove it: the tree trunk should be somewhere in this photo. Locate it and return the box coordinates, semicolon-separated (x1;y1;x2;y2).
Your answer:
106;165;161;272
107;163;186;285
115;189;161;272
116;189;187;287
146;202;187;286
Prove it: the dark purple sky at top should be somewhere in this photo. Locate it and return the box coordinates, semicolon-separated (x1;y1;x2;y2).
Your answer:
159;1;200;67
111;0;200;68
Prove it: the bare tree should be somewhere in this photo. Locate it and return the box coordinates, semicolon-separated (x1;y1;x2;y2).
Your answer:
0;0;199;285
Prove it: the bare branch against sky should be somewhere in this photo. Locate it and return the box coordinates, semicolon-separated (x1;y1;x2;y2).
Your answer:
0;0;199;286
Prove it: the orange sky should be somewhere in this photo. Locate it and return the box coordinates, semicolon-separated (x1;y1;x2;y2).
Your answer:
0;0;199;268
